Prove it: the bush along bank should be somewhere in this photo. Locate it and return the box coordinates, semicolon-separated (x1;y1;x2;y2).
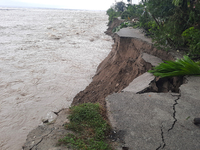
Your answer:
57;103;112;150
107;0;200;59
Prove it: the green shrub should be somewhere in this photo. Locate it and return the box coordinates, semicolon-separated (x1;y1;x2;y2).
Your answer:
106;8;120;23
112;22;133;33
58;103;111;150
114;1;126;12
121;11;132;19
182;27;200;57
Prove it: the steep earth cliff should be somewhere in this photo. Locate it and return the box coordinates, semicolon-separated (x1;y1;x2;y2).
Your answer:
72;25;183;108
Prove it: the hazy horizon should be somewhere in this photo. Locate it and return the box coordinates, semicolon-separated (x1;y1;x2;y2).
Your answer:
0;0;140;11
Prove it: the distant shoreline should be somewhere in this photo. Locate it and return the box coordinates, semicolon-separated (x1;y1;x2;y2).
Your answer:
0;6;106;11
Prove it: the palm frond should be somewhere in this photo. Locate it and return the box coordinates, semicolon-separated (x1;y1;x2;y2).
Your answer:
148;55;200;78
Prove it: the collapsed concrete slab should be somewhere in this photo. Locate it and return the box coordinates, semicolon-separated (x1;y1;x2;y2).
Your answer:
123;53;163;93
142;53;163;67
106;76;200;150
123;72;155;93
117;27;152;44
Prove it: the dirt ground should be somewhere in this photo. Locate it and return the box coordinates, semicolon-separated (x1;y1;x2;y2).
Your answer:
72;33;176;109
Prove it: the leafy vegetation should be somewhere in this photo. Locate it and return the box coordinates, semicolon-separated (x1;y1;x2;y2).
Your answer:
182;27;200;56
148;55;200;78
112;22;133;33
141;0;200;57
106;0;200;58
106;7;120;23
57;103;111;150
106;2;144;24
121;4;144;19
115;1;126;12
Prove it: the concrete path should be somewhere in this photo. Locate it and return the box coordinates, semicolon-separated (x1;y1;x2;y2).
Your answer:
107;75;200;150
106;27;200;150
117;27;152;43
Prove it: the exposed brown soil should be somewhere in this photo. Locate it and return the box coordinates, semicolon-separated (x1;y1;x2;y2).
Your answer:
142;76;185;94
105;18;124;36
72;31;178;108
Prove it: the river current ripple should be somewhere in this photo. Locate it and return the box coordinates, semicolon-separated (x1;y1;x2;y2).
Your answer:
0;8;112;150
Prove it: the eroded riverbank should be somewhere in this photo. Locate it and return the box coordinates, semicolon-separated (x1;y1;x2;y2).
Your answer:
23;18;186;150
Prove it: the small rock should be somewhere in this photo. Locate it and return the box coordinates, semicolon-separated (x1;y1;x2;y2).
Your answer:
31;141;34;146
64;119;70;124
42;119;49;123
90;38;95;42
194;118;200;125
42;112;57;123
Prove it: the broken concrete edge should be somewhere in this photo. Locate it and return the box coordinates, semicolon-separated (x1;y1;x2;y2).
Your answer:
142;53;163;67
23;108;71;150
122;51;184;94
116;27;152;44
116;27;184;60
122;52;163;93
107;18;184;61
106;76;200;150
123;72;155;93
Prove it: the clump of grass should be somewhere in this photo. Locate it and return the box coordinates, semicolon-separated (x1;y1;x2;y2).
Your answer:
57;103;112;150
148;55;200;78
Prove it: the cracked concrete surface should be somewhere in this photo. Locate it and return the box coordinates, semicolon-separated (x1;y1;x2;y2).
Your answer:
106;76;200;150
106;92;176;150
159;125;166;149
163;76;200;150
23;109;72;150
168;96;180;132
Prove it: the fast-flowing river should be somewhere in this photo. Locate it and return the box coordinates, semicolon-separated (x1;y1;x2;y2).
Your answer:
0;8;112;150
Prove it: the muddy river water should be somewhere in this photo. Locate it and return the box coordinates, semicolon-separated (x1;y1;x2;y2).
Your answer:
0;8;112;150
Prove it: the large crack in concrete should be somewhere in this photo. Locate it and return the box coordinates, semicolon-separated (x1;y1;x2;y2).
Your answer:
156;144;162;150
156;125;166;150
155;94;180;150
29;128;55;150
168;95;180;132
161;125;166;149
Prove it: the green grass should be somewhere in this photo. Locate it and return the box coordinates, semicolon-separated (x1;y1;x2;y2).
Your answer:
148;55;200;78
57;103;112;150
